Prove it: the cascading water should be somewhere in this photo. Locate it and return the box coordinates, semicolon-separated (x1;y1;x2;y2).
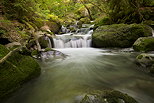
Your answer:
152;29;154;37
44;36;52;48
53;24;94;48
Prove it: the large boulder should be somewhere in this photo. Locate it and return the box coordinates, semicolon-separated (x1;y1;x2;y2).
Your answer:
92;24;152;48
133;37;154;52
0;45;41;100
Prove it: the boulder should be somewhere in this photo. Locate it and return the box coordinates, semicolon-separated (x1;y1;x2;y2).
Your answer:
80;90;138;103
136;53;154;68
136;53;154;74
0;45;41;100
92;24;152;48
133;37;154;52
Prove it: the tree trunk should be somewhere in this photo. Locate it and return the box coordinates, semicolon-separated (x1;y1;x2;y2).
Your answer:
80;0;93;20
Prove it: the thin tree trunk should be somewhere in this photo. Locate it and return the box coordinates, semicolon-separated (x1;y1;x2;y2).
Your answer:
80;0;93;20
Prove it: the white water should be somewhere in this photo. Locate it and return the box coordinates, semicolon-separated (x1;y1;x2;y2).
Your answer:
53;25;93;48
44;36;52;48
152;29;154;37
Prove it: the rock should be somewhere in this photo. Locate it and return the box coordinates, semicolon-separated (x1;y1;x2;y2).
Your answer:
80;90;138;103
0;44;9;59
92;24;152;48
133;37;154;52
79;17;91;24
0;45;41;100
136;53;154;68
136;53;154;74
38;36;49;49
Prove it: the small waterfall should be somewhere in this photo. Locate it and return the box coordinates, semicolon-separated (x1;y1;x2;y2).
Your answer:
53;24;93;48
152;29;154;37
44;36;52;48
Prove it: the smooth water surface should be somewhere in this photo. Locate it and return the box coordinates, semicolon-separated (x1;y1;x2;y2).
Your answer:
4;48;154;103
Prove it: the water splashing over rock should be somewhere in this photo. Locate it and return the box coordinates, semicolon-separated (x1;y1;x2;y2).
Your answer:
53;24;94;48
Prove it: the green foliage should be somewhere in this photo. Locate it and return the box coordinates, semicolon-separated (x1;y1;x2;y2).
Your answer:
0;28;7;36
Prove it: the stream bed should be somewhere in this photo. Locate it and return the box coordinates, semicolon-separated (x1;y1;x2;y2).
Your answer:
3;48;154;103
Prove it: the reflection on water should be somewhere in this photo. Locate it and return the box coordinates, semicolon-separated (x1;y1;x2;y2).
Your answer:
3;48;154;103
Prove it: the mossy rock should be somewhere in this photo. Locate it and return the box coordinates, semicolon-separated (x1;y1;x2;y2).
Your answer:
31;50;40;58
0;44;9;59
79;17;91;24
142;20;154;28
38;36;49;49
80;90;138;103
133;37;154;52
136;53;154;68
0;47;41;100
136;53;154;74
92;24;152;48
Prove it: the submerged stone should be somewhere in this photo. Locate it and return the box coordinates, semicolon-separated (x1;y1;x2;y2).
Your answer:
92;24;152;48
80;90;138;103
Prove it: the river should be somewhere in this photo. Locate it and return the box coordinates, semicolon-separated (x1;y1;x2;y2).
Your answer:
3;48;154;103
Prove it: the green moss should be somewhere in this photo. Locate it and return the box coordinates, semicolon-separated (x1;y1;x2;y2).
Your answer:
94;16;112;29
0;47;41;100
0;44;9;59
137;55;143;59
31;50;39;56
44;48;54;52
80;90;138;103
92;24;152;48
133;37;154;52
79;17;91;24
38;36;49;49
0;28;7;36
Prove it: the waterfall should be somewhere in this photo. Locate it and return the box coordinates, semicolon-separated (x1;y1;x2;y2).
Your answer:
53;24;93;48
152;29;154;37
44;36;52;48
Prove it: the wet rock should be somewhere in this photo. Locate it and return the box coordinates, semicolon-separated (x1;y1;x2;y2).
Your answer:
136;53;154;68
92;24;152;48
136;53;154;74
133;37;154;52
80;90;138;103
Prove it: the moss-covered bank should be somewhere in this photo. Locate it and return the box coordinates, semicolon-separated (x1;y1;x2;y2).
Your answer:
92;24;152;48
0;45;41;101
